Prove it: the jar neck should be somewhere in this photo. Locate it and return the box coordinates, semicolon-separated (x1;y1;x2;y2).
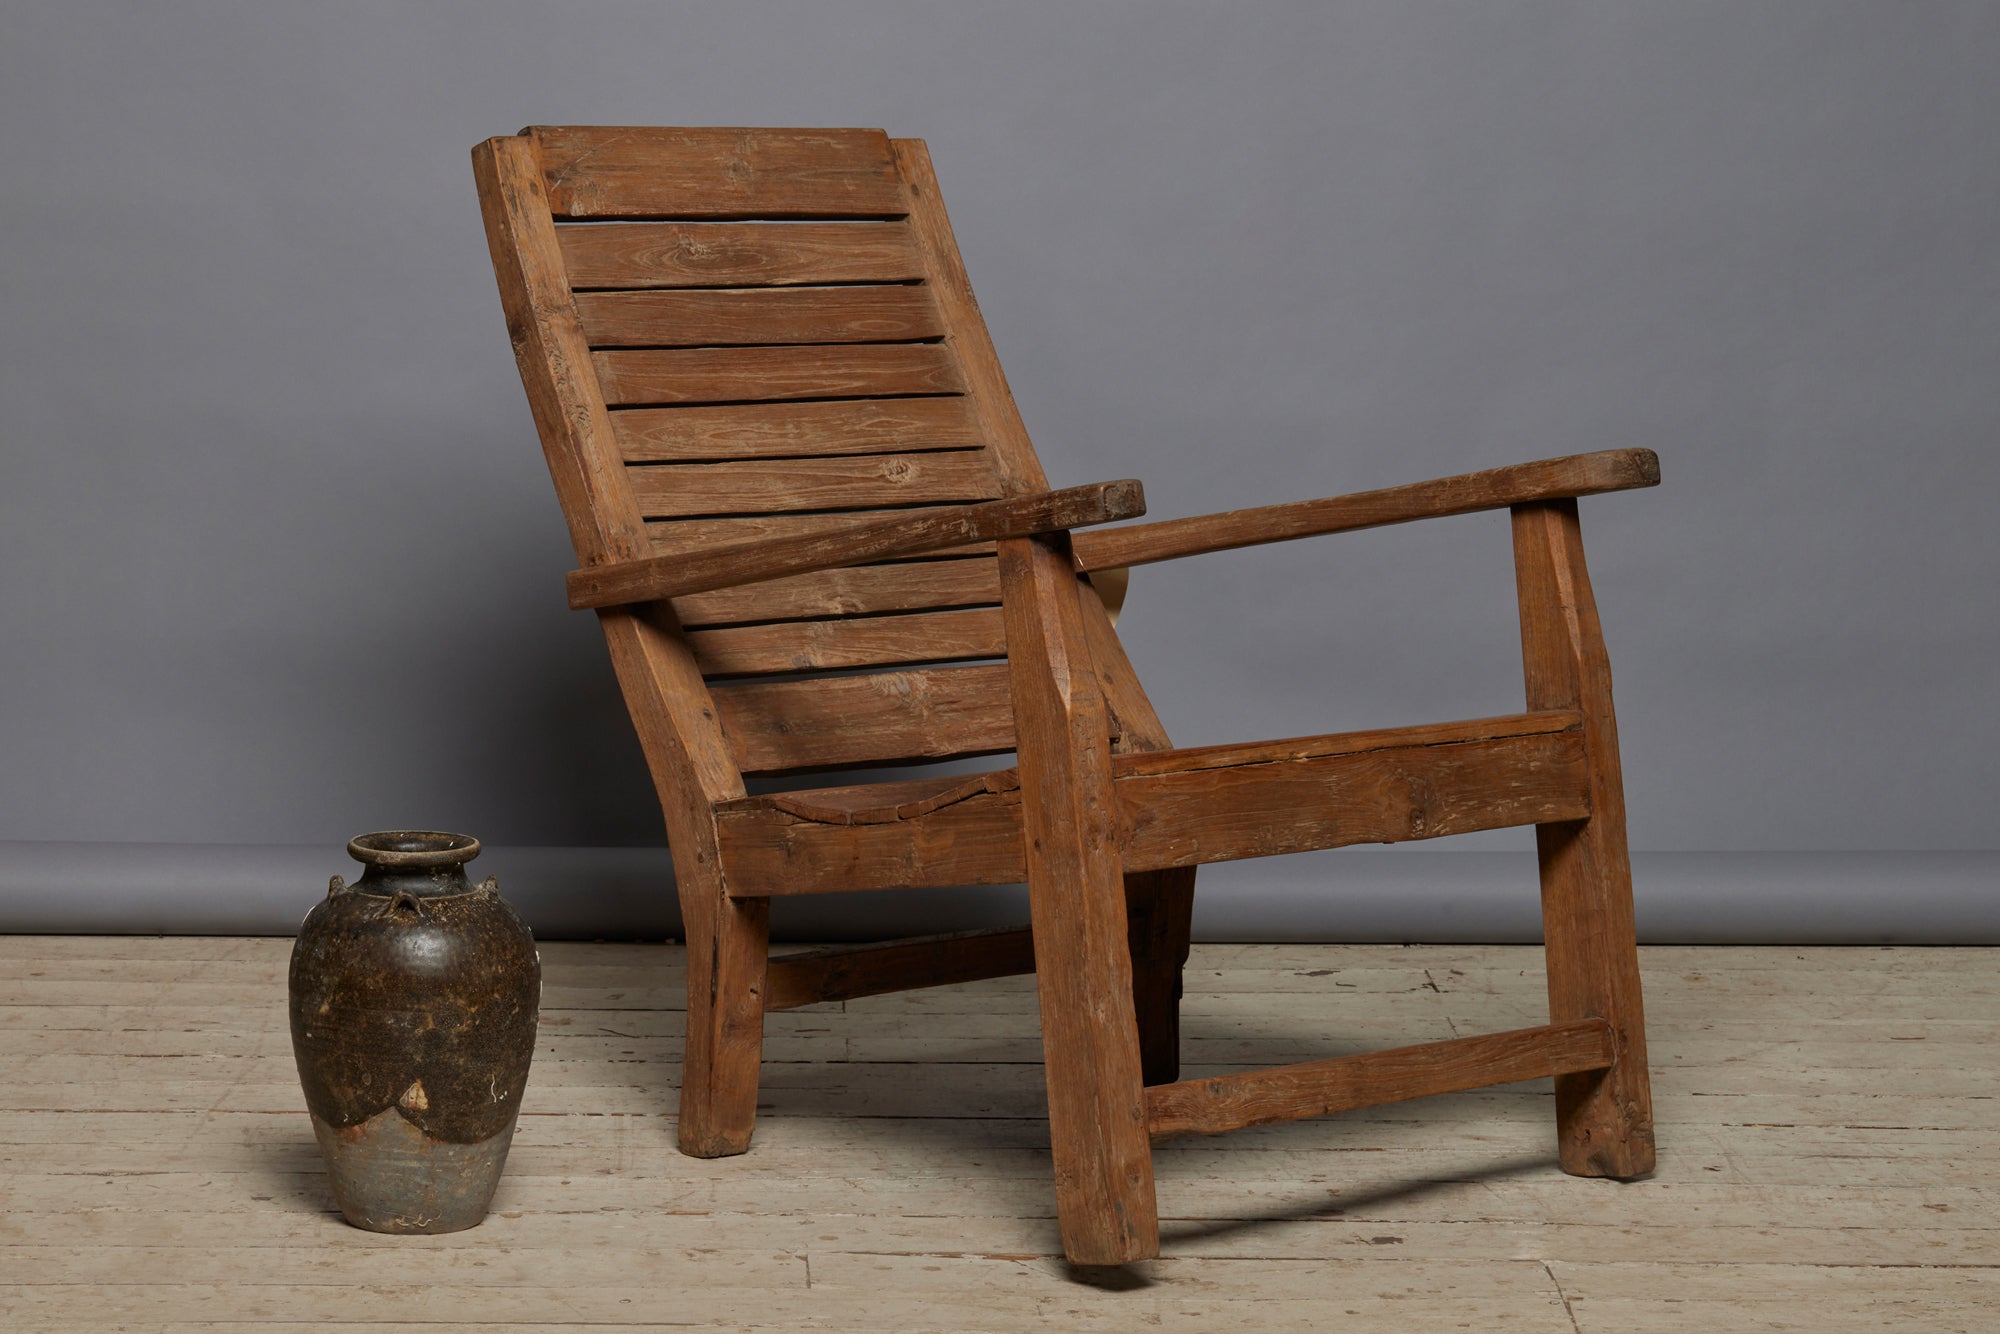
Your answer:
351;861;476;899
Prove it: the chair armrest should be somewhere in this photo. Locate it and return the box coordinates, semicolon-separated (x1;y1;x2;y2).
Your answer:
567;479;1147;609
1068;449;1657;572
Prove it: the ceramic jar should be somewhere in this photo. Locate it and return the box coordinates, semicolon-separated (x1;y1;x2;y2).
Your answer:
288;831;540;1233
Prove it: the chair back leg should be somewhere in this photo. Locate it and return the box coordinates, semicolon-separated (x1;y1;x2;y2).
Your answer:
1125;866;1197;1086
674;864;771;1158
1513;500;1657;1178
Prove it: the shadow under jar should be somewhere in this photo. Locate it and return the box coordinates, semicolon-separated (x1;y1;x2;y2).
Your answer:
289;831;541;1233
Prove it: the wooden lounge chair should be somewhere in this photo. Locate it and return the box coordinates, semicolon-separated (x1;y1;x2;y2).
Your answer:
473;126;1659;1264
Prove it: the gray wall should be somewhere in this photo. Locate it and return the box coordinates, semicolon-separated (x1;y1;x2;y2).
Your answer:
3;3;1996;934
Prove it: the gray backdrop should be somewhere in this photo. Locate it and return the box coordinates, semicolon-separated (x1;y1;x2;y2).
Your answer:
3;2;1996;938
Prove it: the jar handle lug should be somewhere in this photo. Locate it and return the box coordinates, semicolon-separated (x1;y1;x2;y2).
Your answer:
478;875;500;894
375;889;426;920
327;875;347;899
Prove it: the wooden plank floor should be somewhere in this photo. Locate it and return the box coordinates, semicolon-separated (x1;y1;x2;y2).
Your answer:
1;938;1995;1331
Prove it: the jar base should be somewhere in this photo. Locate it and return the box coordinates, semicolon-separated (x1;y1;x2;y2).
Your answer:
311;1108;516;1234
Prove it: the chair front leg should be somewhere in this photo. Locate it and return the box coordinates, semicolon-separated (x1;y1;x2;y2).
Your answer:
1512;500;1656;1179
1002;533;1161;1264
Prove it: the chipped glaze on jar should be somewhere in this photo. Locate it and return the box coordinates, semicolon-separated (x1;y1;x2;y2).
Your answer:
288;831;540;1234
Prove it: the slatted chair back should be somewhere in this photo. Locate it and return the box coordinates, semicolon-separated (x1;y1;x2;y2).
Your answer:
479;127;1064;778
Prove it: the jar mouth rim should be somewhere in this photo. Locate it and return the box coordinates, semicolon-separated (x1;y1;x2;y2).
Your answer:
348;830;481;868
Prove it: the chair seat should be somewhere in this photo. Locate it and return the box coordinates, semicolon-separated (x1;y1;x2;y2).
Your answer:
715;710;1588;896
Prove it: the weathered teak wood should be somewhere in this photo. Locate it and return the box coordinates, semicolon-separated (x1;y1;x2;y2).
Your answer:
575;284;945;348
710;710;1590;893
1000;532;1158;1263
1513;500;1657;1179
1146;1019;1617;1139
567;479;1144;610
476;135;767;1159
475;125;1662;1264
532;126;910;219
710;664;1021;774
1071;448;1660;573
764;927;1036;1011
612;396;985;463
557;219;925;289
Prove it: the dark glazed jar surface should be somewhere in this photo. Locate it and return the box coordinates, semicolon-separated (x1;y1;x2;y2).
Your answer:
289;831;540;1232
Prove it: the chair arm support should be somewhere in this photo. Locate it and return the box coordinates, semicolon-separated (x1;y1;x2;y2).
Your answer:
567;478;1147;609
1069;449;1657;573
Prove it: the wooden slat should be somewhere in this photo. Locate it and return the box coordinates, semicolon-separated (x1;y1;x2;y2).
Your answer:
557;221;925;290
764;928;1036;1011
1118;728;1591;870
714;713;1588;894
1145;1020;1617;1140
711;664;1017;774
672;557;1000;627
1072;449;1662;572
532;126;909;219
719;783;1025;891
730;768;1020;826
593;345;963;406
687;607;1007;676
572;480;1145;608
627;452;1001;519
575;285;944;347
614;397;986;463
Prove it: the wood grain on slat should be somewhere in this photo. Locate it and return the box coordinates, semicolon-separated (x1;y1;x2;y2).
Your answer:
765;928;1036;1011
557;221;924;289
614;397;986;463
727;768;1019;826
532;126;909;219
593;345;963;406
687;608;1006;676
1146;1020;1617;1140
711;664;1017;774
672;557;1000;626
627;451;1001;519
576;285;944;348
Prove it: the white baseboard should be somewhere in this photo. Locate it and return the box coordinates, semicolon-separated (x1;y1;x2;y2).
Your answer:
2;842;1993;943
